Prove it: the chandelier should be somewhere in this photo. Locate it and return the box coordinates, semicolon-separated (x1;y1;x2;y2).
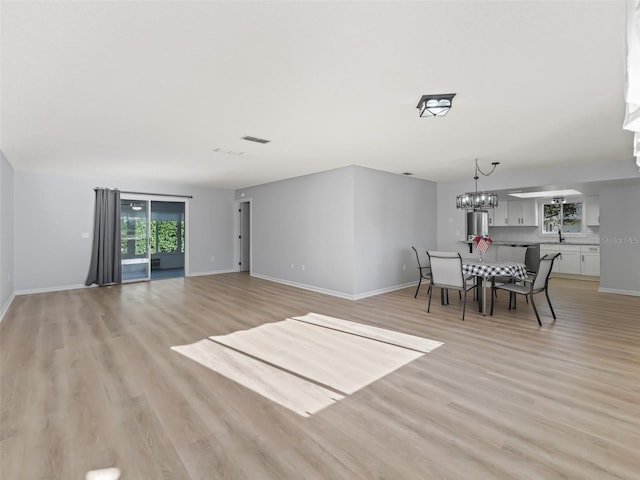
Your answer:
455;159;500;210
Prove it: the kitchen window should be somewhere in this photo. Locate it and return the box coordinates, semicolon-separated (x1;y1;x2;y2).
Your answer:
542;201;583;234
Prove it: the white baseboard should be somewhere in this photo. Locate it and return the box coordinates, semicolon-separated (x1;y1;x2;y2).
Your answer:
598;287;640;297
251;273;416;301
15;284;89;296
251;273;356;299
188;268;237;277
0;292;16;323
549;273;599;282
352;282;417;300
13;270;237;295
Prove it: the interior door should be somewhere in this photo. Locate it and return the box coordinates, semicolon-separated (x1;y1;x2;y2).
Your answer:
239;202;250;272
121;199;150;282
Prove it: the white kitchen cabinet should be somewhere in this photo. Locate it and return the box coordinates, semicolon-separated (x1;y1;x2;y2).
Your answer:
488;202;508;226
585;196;600;226
506;199;538;226
521;200;538;226
558;250;581;274
540;244;580;274
488;199;537;227
540;244;599;276
580;245;600;276
540;245;562;273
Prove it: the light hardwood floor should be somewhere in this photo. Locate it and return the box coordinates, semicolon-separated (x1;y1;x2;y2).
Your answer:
1;273;639;479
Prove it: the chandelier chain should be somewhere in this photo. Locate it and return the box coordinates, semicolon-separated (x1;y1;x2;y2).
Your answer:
475;158;500;177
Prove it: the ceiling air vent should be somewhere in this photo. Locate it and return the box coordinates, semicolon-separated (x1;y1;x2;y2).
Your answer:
241;135;270;144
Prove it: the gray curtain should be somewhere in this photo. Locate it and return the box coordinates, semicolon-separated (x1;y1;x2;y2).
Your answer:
86;188;122;286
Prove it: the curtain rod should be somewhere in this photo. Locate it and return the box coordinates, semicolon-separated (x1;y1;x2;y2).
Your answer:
93;188;193;199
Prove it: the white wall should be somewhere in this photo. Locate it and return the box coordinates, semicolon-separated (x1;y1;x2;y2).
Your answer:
14;170;236;292
599;183;640;295
1;152;15;315
236;166;356;296
235;165;439;298
353;167;437;295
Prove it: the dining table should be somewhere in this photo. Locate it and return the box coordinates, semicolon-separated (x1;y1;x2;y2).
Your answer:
462;259;528;315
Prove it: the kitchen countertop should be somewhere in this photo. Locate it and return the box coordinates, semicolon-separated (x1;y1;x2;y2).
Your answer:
537;242;600;246
460;240;599;246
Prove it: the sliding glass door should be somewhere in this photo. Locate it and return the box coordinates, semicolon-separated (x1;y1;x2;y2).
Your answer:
121;199;151;282
120;196;188;282
149;201;186;279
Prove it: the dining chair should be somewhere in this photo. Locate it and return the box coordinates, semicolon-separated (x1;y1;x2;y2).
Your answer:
490;253;560;326
411;246;432;298
426;251;478;321
494;245;528;286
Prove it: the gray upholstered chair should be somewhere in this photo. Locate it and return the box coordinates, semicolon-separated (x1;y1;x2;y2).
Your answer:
494;245;528;283
426;251;478;321
490;253;560;326
496;245;528;264
411;246;432;298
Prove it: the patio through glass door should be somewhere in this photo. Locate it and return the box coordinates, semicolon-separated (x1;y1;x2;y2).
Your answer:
121;199;150;282
121;197;187;282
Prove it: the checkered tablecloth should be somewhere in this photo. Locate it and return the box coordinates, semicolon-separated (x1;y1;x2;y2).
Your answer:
462;260;528;280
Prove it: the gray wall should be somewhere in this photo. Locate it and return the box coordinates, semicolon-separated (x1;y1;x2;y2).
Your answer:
14;170;235;292
1;152;15;315
236;166;356;295
235;165;438;298
437;158;640;294
599;183;640;295
353;167;437;295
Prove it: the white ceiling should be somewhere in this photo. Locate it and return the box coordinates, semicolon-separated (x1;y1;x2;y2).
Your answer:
1;1;635;190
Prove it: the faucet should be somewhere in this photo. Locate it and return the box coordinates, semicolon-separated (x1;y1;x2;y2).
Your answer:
558;228;564;243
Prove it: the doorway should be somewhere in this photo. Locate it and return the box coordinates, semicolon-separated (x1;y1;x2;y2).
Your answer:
239;201;250;272
121;197;188;282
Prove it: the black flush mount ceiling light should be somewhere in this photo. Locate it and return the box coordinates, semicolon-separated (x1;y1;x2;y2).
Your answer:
416;93;456;117
456;159;501;210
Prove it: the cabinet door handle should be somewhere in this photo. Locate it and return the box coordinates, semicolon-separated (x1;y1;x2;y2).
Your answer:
582;255;584;262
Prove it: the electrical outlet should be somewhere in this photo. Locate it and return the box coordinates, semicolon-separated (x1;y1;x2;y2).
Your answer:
301;264;305;271
402;264;406;271
290;263;294;269
210;256;214;261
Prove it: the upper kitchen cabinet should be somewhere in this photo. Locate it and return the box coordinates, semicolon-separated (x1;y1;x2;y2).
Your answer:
585;196;600;226
506;199;538;226
488;201;508;226
488;199;538;227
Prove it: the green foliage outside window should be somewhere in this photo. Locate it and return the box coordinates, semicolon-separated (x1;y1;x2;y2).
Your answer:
150;221;185;253
543;202;582;234
121;218;184;256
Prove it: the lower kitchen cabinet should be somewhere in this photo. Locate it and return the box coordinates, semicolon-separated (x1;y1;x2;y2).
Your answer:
540;244;599;276
580;245;601;276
